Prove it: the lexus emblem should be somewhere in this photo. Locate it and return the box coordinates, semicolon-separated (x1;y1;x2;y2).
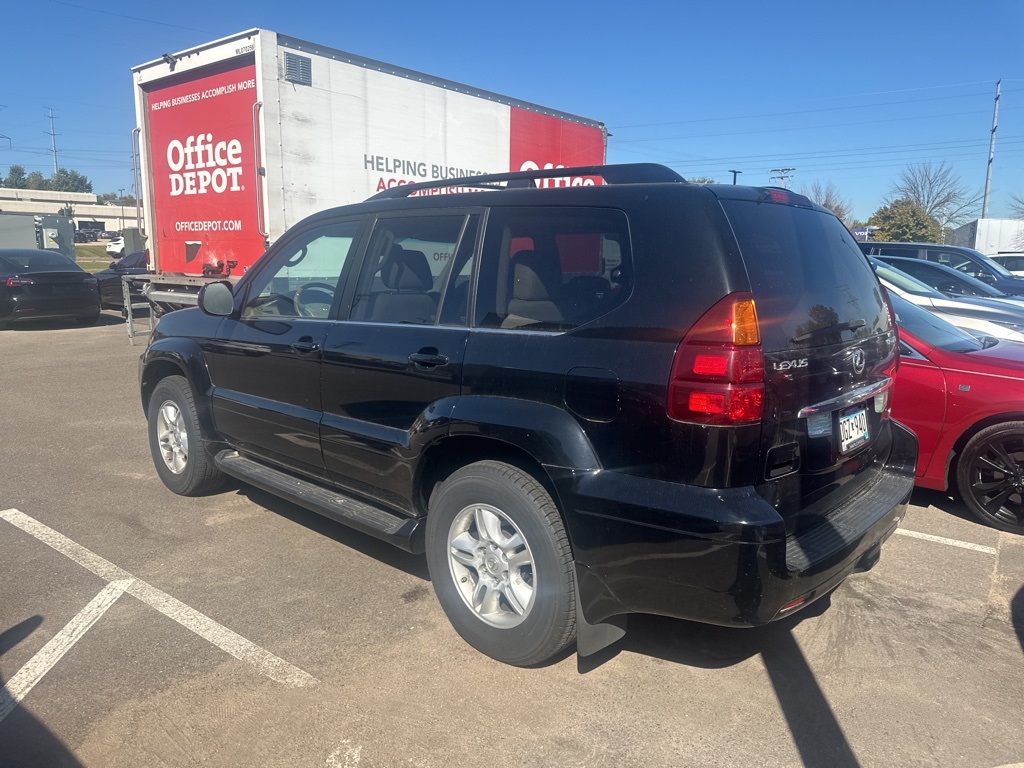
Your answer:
851;349;866;375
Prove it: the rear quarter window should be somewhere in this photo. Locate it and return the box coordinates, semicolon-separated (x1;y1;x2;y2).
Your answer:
721;201;889;351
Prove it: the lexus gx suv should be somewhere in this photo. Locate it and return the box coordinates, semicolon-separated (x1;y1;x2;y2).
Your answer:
140;163;917;666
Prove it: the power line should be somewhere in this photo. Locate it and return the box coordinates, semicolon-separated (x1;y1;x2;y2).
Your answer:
45;0;212;33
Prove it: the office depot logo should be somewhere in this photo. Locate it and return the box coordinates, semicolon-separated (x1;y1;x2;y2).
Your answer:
519;160;597;188
167;134;244;196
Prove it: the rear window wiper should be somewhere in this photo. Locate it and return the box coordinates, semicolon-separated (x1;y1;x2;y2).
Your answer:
791;318;866;343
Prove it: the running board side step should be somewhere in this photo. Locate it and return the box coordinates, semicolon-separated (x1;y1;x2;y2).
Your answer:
214;450;424;554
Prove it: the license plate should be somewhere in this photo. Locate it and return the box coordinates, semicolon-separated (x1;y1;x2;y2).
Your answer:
839;408;869;453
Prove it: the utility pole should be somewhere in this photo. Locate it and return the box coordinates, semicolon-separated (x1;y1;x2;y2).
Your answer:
769;168;796;188
44;107;60;174
982;79;1000;219
729;170;742;184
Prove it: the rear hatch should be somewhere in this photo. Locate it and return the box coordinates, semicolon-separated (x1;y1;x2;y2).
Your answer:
717;190;898;535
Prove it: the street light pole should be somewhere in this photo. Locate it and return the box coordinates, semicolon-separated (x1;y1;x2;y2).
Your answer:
729;170;742;184
118;188;124;231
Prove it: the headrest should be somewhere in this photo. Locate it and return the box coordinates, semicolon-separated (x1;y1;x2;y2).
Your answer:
380;246;432;291
512;251;562;301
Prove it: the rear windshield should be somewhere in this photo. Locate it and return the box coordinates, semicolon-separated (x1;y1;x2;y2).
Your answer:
0;250;81;272
721;200;889;351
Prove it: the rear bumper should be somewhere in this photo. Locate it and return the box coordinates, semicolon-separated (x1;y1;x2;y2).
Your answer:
555;420;918;627
2;295;99;322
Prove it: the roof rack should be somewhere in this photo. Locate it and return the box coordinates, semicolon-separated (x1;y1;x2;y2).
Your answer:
368;163;686;200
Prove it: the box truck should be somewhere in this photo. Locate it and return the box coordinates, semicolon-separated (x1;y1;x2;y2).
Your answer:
130;28;606;318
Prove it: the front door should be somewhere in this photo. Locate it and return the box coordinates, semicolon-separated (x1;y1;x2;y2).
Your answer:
319;212;480;511
207;218;364;478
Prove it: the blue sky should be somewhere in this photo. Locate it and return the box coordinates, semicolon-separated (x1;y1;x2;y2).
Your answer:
1;0;1021;222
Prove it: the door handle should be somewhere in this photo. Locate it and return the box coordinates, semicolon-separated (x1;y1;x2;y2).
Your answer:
291;337;321;354
409;352;449;368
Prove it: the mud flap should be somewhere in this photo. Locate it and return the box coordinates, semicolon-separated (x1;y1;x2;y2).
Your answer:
575;590;627;656
574;562;627;656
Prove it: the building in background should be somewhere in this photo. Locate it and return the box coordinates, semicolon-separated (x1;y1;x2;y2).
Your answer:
0;187;140;234
952;218;1024;255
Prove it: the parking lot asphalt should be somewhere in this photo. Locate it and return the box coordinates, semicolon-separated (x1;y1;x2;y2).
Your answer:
1;315;1022;768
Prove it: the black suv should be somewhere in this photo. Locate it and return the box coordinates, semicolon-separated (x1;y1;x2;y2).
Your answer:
859;241;1024;297
140;164;917;666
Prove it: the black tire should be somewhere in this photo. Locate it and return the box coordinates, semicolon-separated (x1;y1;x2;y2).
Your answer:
955;421;1024;534
425;460;576;666
147;375;225;496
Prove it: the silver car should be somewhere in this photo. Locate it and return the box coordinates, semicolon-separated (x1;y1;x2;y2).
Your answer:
870;257;1024;343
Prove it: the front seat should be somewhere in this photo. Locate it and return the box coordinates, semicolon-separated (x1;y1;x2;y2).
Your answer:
370;246;437;324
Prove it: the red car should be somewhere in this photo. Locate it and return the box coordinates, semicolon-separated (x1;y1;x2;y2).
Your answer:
889;292;1024;534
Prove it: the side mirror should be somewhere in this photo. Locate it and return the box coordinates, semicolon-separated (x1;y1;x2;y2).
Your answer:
198;281;234;317
977;273;996;285
109;261;118;269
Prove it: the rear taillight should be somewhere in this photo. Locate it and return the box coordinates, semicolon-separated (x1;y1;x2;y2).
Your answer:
5;276;34;287
880;287;900;375
668;292;765;425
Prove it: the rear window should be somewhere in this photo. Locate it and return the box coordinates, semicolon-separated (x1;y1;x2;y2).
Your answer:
721;201;889;351
0;250;81;272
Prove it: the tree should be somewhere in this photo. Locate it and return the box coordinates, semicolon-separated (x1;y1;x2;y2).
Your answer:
802;180;852;224
887;161;981;231
687;176;716;184
3;164;28;189
57;204;75;217
25;171;47;190
50;167;93;193
1010;192;1024;220
868;199;941;243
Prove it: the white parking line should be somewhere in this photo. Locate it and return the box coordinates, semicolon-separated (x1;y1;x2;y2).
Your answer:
0;579;132;725
894;527;998;555
0;508;317;690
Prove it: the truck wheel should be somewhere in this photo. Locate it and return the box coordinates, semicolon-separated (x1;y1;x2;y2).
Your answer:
956;421;1024;534
425;461;576;666
147;375;224;496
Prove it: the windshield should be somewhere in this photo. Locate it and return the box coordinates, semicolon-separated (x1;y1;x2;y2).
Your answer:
972;247;1014;277
888;291;984;353
869;258;944;298
881;257;1006;298
0;250;81;272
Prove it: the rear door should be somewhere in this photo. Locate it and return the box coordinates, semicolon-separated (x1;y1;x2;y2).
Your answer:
719;195;897;529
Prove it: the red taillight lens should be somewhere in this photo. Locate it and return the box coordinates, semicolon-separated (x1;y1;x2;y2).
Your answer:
5;276;34;287
668;292;765;425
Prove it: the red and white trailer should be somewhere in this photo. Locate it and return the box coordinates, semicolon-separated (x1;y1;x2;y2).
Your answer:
130;28;606;315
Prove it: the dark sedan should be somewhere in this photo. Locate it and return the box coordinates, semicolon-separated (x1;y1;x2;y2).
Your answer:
0;249;100;328
95;250;150;311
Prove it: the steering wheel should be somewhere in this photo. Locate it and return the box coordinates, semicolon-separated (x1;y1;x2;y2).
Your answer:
294;282;336;318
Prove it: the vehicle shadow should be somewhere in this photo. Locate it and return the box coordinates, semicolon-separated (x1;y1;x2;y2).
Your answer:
233;485;430;580
589;597;861;767
0;616;84;767
1013;585;1024;653
910;487;981;526
0;315;122;331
